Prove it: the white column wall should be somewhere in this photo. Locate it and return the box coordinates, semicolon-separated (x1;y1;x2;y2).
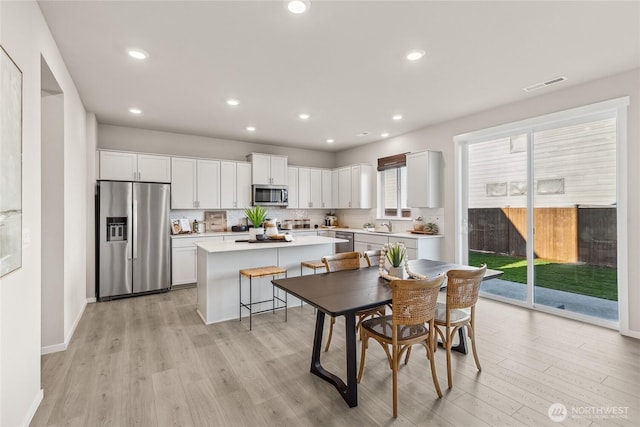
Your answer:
0;1;89;426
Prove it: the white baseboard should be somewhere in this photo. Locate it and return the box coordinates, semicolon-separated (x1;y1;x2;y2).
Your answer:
87;297;96;303
21;389;43;427
41;342;67;355
621;328;640;339
41;299;88;355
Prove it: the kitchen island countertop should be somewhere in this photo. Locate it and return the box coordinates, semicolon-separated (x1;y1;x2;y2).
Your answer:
195;235;346;253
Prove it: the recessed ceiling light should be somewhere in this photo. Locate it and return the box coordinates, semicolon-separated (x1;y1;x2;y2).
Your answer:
298;113;311;120
392;114;403;120
406;49;425;61
127;48;148;60
381;133;389;138
226;99;240;106
246;126;256;132
128;108;142;115
326;139;335;144
287;0;310;14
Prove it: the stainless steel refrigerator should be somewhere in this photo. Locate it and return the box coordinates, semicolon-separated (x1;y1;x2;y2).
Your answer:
97;181;171;300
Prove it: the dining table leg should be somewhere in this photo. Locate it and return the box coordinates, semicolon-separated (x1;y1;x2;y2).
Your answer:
309;310;358;408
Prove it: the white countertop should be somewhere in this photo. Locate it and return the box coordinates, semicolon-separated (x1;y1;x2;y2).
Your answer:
171;229;318;239
173;227;442;240
328;227;444;239
195;235;346;253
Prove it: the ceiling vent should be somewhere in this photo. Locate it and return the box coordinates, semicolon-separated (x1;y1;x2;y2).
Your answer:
523;76;567;92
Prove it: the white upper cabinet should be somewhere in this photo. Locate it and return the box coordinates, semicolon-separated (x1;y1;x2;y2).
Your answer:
406;150;442;208
332;169;339;209
350;164;372;209
171;157;197;208
137;154;172;182
334;164;372;209
99;151;170;182
287;167;299;209
298;167;323;209
236;162;252;209
247;153;288;185
196;159;220;209
337;167;351;208
321;169;332;209
220;161;251;209
170;157;220;209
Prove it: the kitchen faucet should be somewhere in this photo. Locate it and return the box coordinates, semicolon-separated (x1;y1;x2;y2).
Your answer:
380;222;392;232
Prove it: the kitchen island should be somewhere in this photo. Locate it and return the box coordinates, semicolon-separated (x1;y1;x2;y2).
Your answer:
195;235;346;325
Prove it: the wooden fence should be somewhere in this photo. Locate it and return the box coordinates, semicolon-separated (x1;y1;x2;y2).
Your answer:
468;206;616;267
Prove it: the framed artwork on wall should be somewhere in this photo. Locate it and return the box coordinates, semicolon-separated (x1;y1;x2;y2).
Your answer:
0;45;23;278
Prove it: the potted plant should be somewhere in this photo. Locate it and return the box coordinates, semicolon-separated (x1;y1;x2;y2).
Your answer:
244;205;268;239
384;242;407;279
423;222;439;234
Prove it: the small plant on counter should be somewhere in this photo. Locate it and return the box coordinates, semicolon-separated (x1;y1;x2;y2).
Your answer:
385;242;406;267
244;205;268;228
423;222;439;234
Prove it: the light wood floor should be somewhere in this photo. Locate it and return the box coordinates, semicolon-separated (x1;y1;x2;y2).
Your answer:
31;287;639;426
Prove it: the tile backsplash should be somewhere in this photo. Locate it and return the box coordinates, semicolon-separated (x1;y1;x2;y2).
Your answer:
170;207;328;231
170;207;444;233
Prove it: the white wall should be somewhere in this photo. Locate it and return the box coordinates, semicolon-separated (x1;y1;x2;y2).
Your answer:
336;68;640;336
41;93;64;350
98;124;336;169
0;1;89;425
86;113;97;301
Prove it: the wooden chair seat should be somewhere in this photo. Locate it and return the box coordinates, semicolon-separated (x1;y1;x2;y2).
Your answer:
240;266;286;279
434;306;470;324
301;260;326;271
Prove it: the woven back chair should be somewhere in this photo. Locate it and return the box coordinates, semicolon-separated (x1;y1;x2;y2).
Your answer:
321;252;385;351
434;264;486;389
357;276;444;417
322;251;361;272
363;249;383;268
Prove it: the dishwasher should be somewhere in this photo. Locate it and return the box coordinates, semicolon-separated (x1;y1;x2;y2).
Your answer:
334;231;354;253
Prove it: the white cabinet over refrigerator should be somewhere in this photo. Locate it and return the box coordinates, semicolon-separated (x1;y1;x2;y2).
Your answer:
99;151;171;182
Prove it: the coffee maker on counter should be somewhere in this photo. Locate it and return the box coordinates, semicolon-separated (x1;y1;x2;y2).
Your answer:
324;214;337;227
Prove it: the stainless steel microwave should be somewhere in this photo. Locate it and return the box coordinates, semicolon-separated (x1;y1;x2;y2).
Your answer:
252;185;288;207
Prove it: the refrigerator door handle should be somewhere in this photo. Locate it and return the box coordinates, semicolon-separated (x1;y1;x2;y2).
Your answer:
127;211;133;261
133;199;138;259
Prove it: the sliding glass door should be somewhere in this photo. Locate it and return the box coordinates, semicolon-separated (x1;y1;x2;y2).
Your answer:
461;110;620;324
467;135;529;304
532;118;618;321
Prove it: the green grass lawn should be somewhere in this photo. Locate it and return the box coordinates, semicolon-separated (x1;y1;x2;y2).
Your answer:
468;252;618;301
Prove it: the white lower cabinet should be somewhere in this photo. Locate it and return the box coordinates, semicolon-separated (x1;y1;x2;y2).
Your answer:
354;232;442;262
388;236;418;260
172;236;223;285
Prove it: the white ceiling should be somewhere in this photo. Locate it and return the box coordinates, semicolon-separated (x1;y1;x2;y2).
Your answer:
37;0;640;152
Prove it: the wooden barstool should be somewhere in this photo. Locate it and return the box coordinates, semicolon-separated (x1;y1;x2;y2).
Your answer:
301;260;326;275
239;266;287;330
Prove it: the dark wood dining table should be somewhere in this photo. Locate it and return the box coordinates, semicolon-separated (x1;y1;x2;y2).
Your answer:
271;259;503;408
